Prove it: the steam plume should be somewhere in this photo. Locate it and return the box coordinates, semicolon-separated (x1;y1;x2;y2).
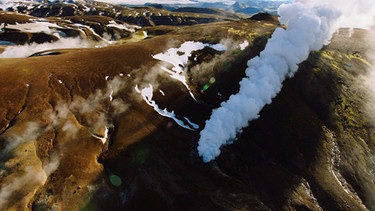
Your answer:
0;38;103;58
0;167;47;209
297;0;375;29
48;76;128;143
198;2;341;162
2;122;42;154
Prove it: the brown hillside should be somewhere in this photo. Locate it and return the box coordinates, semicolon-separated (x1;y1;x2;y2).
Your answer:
0;7;374;209
0;18;278;210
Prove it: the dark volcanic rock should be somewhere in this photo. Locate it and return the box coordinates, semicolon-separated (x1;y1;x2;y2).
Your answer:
30;32;59;43
0;12;136;44
29;3;83;17
99;29;375;210
249;12;278;22
0;5;374;210
0;31;30;44
0;18;278;210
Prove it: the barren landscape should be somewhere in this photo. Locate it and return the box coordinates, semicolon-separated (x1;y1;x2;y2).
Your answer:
0;0;374;210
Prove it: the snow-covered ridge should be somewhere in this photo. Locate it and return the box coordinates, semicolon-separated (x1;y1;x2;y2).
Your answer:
2;21;62;36
0;16;140;57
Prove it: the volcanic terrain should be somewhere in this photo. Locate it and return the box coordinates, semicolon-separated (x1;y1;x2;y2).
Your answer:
0;1;374;210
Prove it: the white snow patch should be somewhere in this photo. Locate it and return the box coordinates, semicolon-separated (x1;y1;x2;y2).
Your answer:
109;89;114;101
239;40;249;50
135;84;198;130
184;117;199;130
142;31;148;38
152;41;226;101
107;20;139;32
73;23;107;42
0;22;5;31
92;126;109;144
4;22;61;35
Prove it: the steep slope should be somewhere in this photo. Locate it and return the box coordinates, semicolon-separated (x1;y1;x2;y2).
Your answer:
214;28;375;210
0;13;374;211
0;17;277;210
0;0;245;45
100;28;375;211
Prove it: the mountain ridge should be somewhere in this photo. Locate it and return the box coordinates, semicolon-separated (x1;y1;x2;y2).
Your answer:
0;0;374;210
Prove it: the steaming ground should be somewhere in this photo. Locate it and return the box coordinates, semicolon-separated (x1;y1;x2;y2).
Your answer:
0;14;261;203
0;38;108;58
359;33;375;126
297;0;375;29
152;41;227;100
198;2;340;162
0;21;268;206
198;0;375;162
0;1;375;209
0;75;130;209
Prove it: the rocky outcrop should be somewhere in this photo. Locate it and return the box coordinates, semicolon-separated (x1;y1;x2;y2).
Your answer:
0;0;245;45
0;12;137;44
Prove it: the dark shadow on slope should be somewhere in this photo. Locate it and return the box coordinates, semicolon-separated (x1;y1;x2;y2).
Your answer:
87;41;322;211
29;51;62;57
214;33;375;210
249;13;279;24
210;61;330;210
42;26;374;211
97;123;271;210
91;31;374;211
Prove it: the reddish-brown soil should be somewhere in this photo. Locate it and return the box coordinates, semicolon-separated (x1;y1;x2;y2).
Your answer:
0;13;374;211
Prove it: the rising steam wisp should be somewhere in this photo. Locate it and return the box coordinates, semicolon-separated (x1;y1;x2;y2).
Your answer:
198;2;341;162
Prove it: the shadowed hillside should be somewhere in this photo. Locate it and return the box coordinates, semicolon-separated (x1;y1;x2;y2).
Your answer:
0;1;374;210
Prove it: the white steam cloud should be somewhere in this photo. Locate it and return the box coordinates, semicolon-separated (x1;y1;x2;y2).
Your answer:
362;36;375;124
0;38;106;58
0;75;129;209
297;0;375;29
198;2;342;162
0;166;47;209
0;136;60;210
199;0;375;162
152;41;227;100
2;122;42;153
48;76;128;144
